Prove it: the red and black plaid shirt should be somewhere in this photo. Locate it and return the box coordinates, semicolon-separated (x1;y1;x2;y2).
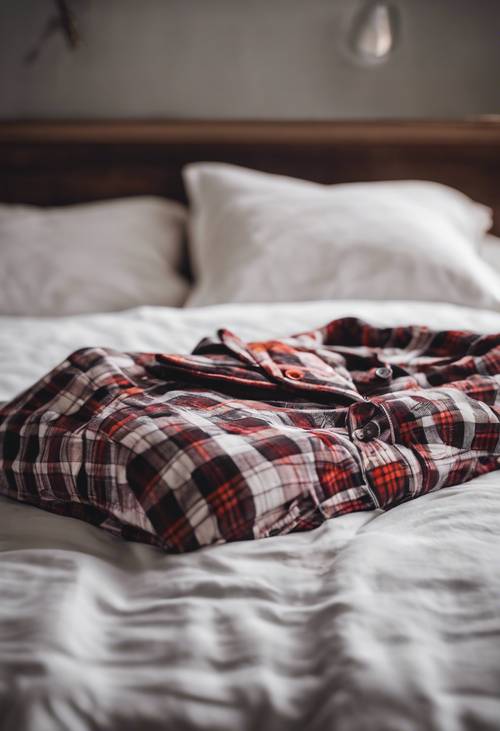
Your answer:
1;318;500;552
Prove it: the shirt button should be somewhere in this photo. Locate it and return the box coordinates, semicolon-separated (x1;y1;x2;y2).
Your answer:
285;368;304;380
354;421;381;441
375;366;393;380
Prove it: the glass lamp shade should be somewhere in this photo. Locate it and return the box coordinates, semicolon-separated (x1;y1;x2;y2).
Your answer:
350;2;399;64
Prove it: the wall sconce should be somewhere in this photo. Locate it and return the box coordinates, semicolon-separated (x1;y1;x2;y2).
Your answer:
350;2;399;65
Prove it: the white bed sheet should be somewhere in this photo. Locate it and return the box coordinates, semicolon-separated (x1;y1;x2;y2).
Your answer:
1;300;500;731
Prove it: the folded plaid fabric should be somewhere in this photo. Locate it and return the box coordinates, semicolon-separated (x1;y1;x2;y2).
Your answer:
1;318;500;552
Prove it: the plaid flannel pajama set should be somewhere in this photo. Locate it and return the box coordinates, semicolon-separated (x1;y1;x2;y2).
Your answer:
1;318;500;552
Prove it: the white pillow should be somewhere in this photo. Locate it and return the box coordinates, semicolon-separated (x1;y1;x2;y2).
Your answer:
0;196;189;316
184;163;499;310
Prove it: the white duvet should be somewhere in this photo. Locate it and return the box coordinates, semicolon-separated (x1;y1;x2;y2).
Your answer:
1;300;500;731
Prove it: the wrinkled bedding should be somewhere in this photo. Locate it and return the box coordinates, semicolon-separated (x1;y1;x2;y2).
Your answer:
1;300;500;731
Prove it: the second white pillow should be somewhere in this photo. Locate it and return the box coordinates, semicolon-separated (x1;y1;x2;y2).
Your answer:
183;163;498;310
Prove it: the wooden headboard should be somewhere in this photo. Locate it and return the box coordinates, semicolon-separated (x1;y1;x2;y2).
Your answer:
1;119;500;235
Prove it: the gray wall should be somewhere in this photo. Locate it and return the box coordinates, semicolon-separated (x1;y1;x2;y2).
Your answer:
1;0;499;120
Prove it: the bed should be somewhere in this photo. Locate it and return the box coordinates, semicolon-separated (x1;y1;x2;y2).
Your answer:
1;120;500;731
